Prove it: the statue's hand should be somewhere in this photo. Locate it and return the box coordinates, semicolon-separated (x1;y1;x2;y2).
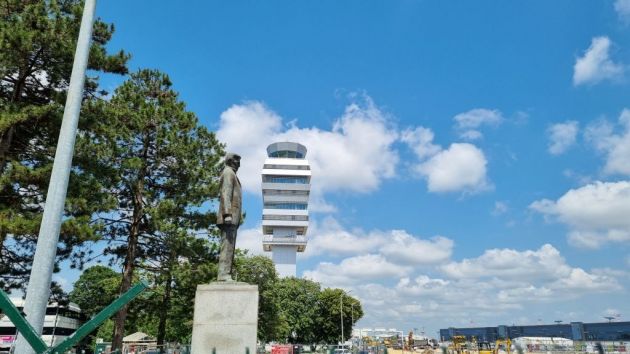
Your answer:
224;215;233;224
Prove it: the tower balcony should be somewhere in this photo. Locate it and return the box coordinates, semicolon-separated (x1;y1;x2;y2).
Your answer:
262;235;307;252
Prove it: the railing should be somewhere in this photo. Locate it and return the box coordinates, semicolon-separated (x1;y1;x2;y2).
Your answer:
262;215;309;221
262;235;307;244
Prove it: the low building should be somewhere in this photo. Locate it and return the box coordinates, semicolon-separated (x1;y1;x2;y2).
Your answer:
0;298;85;352
440;321;630;342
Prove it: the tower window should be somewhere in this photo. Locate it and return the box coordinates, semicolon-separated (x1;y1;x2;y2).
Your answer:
263;203;308;210
269;150;304;158
263;176;308;184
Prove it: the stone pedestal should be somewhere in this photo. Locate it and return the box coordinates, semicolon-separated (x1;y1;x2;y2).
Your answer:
191;282;259;354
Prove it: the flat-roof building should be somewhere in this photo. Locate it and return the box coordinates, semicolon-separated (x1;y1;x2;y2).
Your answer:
440;321;630;342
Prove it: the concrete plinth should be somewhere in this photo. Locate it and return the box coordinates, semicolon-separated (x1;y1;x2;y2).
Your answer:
191;282;259;354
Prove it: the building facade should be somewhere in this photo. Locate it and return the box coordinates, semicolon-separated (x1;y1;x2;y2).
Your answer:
0;299;85;352
440;321;630;342
261;142;311;277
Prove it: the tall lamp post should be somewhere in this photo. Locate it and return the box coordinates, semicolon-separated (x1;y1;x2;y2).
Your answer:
340;290;352;347
350;303;355;349
340;295;344;346
13;1;96;354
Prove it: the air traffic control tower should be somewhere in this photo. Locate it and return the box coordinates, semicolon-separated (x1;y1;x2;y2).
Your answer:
261;142;311;277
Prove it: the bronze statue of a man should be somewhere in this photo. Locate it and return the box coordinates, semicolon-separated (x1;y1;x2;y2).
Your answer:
217;153;242;281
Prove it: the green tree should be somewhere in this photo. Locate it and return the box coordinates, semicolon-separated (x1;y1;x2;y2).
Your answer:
315;288;363;344
69;265;120;317
69;265;121;349
138;235;217;349
117;245;218;345
0;0;129;291
273;277;321;343
166;254;218;342
235;254;283;342
84;69;224;350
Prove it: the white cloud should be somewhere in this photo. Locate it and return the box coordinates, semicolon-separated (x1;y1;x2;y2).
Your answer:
321;243;621;330
402;127;490;193
558;268;620;291
235;226;266;256
380;231;453;265
492;201;509;216
395;275;450;297
218;99;497;198
303;254;411;286
304;218;389;258
304;217;453;265
573;36;624;86
216;97;399;198
300;217;624;330
585;109;630;176
400;127;441;159
615;0;630;23
416;143;490;193
441;244;570;281
530;181;630;248
548;121;579;155
216;101;283;193
453;108;503;140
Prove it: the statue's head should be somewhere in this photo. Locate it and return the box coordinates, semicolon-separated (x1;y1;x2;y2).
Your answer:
225;153;241;171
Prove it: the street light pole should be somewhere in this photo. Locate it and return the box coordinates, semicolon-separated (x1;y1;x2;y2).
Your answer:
14;1;96;354
351;303;355;350
340;295;344;346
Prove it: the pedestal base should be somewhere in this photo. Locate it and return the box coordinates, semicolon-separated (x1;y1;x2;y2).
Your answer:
191;282;259;354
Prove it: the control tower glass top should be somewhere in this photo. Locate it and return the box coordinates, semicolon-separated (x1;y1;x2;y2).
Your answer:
266;142;307;159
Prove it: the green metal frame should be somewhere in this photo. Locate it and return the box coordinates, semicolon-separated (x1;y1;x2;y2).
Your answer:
0;289;48;353
0;281;149;354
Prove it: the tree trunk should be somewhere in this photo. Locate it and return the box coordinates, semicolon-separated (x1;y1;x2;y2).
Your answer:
156;268;173;353
111;133;150;352
0;126;15;171
111;182;145;351
111;219;139;351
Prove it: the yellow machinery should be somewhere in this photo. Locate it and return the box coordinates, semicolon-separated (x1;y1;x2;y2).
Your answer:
448;336;512;354
448;335;468;354
494;338;512;354
472;337;493;354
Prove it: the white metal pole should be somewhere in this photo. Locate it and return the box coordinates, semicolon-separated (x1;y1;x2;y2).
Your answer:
351;303;354;349
14;1;96;353
340;295;344;346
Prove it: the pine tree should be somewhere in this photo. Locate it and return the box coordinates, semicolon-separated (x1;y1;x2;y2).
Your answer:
84;69;224;350
0;0;129;291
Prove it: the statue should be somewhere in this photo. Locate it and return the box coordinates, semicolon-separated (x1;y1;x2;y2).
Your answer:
216;153;242;281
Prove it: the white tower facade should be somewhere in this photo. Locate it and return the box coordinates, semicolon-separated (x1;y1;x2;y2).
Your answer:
261;142;311;277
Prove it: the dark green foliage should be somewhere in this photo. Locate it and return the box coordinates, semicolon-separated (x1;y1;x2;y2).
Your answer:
273;277;322;343
235;255;283;342
82;69;224;349
0;0;129;291
315;288;363;344
266;277;363;344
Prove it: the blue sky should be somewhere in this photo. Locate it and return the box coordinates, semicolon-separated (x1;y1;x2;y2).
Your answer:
58;0;630;336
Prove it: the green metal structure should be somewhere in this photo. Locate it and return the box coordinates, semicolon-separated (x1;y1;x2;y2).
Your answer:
0;281;149;354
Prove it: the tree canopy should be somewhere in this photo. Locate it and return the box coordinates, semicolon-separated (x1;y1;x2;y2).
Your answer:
0;0;129;291
82;68;224;350
69;265;120;318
